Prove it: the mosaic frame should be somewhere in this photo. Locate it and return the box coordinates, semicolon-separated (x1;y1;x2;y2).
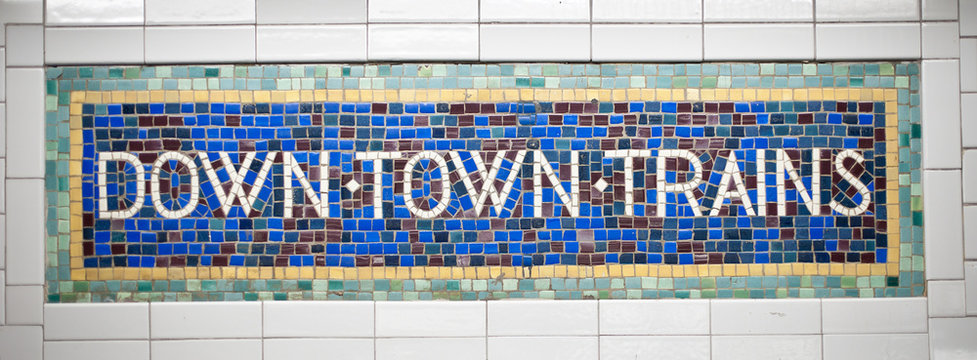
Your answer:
44;63;924;302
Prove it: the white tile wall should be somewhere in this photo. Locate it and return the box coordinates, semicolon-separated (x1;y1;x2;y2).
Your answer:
0;326;43;360
264;338;373;360
922;0;959;20
0;48;5;100
712;335;822;360
481;0;590;22
488;337;599;360
929;317;977;359
5;285;42;325
0;271;5;325
44;304;149;340
151;339;262;360
922;60;963;169
0;0;43;46
44;341;150;360
257;25;366;62
5;179;45;285
966;206;977;258
591;25;702;62
376;302;485;337
928;280;968;317
822;334;930;360
923;22;961;58
599;299;709;335
369;0;478;22
822;298;929;333
963;39;977;93
967;262;977;314
591;0;701;22
145;0;256;25
0;215;5;270
488;300;597;336
45;0;143;26
45;27;145;64
965;151;977;203
599;336;711;360
145;26;256;64
5;68;44;178
816;0;920;21
704;24;814;60
816;23;921;59
962;0;977;36
368;24;478;61
711;299;821;335
5;25;43;66
924;170;965;279
263;301;373;338
704;0;813;22
256;0;366;24
150;302;262;339
963;94;977;148
480;24;590;61
376;337;486;360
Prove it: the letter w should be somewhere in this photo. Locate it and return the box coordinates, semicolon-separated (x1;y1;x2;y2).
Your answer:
198;152;277;216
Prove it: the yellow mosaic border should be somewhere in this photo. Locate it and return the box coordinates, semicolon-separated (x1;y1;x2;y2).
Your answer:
68;88;901;281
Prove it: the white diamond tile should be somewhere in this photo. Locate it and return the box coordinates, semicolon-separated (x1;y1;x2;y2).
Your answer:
480;24;590;61
5;180;45;285
816;23;921;60
704;0;812;22
816;0;919;21
370;0;477;22
481;0;589;22
5;69;45;178
592;0;701;22
46;0;143;25
711;299;820;335
45;341;150;360
151;302;261;339
600;336;710;360
930;318;977;359
924;170;965;280
599;299;709;335
823;334;929;360
822;298;928;333
712;335;821;360
704;24;814;60
376;338;485;360
345;179;362;193
45;303;150;340
4;285;42;325
45;27;145;64
257;25;366;62
0;326;42;360
264;339;373;360
146;0;255;24
921;61;962;169
488;337;598;360
923;22;961;58
263;301;373;338
368;24;478;61
5;25;43;66
592;25;702;62
146;26;256;64
256;0;366;24
929;280;967;317
151;340;261;360
376;302;485;337
922;0;958;19
488;300;596;336
592;178;610;192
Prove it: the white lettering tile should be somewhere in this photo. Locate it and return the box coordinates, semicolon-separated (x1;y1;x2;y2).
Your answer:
600;336;710;360
923;22;961;58
256;0;365;24
146;0;255;25
489;337;598;360
45;341;150;360
6;69;44;178
45;27;145;64
704;24;814;60
45;303;149;340
151;302;261;339
368;25;478;61
481;0;589;22
928;280;967;317
0;0;43;46
257;25;366;62
963;39;977;92
264;339;373;360
263;301;373;338
817;0;919;21
151;340;261;360
711;299;820;335
488;300;596;336
922;0;958;19
930;318;977;359
712;335;821;360
704;0;812;22
592;0;701;22
146;26;256;64
46;0;143;25
921;61;962;169
924;170;965;279
480;24;590;61
599;299;709;335
816;23;921;60
377;338;485;360
0;326;42;360
592;25;702;62
5;25;43;67
822;298;928;333
5;179;45;285
4;285;42;325
370;0;477;22
823;334;929;360
967;261;977;315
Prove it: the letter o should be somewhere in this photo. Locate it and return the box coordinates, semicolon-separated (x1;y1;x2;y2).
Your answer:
151;151;200;219
402;151;452;218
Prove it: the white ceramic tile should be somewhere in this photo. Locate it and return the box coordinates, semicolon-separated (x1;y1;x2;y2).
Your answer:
256;0;365;24
480;24;590;61
966;261;977;314
45;27;145;64
257;25;366;62
46;0;143;25
0;326;42;360
145;26;256;64
816;0;919;21
488;337;598;360
962;39;977;92
924;170;965;280
481;0;589;22
264;339;373;360
5;180;45;285
151;340;262;360
151;302;261;339
264;301;373;337
376;338;485;360
45;341;150;360
45;303;149;340
923;0;959;19
5;68;43;179
592;25;702;62
5;25;43;66
823;334;929;360
146;0;255;24
930;318;977;360
822;298;928;333
964;0;977;36
923;22;961;58
488;300;596;336
0;48;6;100
816;23;921;60
0;215;5;269
963;94;977;148
922;60;963;169
370;0;477;22
0;0;43;46
712;335;821;360
928;280;967;317
599;299;709;335
0;161;5;213
711;299;821;335
599;336;710;360
0;271;5;325
592;0;701;22
368;24;478;61
704;24;814;60
376;301;485;337
965;206;977;259
4;285;42;325
965;152;977;203
704;0;812;22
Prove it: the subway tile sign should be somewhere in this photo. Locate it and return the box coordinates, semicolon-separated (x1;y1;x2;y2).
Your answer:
47;63;924;302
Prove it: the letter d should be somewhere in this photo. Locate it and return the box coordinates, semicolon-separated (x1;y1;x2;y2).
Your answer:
97;152;146;219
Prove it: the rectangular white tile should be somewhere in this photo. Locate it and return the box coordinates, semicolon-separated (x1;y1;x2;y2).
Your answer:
151;340;261;360
45;27;145;64
151;302;261;339
592;25;702;62
256;0;366;24
368;24;478;61
965;152;977;203
712;335;821;360
0;0;43;46
592;0;701;22
257;25;366;62
4;285;42;325
816;23;921;60
488;300;596;336
45;303;149;340
0;326;42;360
967;261;977;314
599;336;710;360
822;298;928;333
816;0;919;21
0;161;5;213
963;0;977;36
923;22;961;58
928;280;967;317
46;0;143;25
145;26;256;64
264;338;373;360
481;0;589;22
488;337;598;360
923;0;958;19
823;334;929;360
924;170;965;279
704;24;814;60
5;68;44;179
963;39;977;92
930;318;977;359
0;215;5;269
370;0;477;22
5;180;45;285
711;299;821;335
45;341;150;360
922;60;963;169
376;301;484;337
964;95;977;153
5;25;43;66
704;0;812;22
376;338;485;360
146;0;255;24
599;299;709;335
965;206;977;259
264;301;372;337
0;48;6;100
480;24;590;61
0;271;5;325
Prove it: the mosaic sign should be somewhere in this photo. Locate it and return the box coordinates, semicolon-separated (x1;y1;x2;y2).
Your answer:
45;63;924;302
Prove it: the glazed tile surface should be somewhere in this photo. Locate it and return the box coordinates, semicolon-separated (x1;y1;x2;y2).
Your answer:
44;63;923;302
